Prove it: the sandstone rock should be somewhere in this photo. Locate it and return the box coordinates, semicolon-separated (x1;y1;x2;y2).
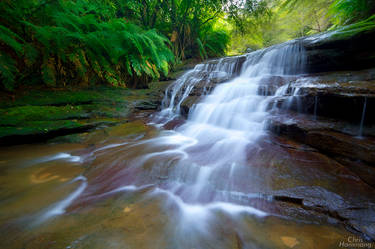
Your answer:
180;96;201;118
271;68;375;124
267;113;375;164
302;28;375;73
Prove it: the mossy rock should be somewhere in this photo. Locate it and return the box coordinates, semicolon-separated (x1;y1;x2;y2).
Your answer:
0;120;83;138
0;105;89;126
0;83;172;145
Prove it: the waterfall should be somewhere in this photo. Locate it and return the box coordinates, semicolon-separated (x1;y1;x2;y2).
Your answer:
157;40;306;124
314;95;318;120
358;97;368;137
142;40;307;205
154;56;246;124
32;39;308;238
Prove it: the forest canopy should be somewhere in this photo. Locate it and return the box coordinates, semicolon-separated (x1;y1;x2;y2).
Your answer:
0;0;374;91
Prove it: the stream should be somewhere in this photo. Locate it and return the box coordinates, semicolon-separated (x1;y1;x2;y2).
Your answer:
0;40;373;249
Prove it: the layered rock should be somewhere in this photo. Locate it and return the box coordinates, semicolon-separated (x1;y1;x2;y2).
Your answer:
302;26;375;73
273;68;375;124
267;68;375;189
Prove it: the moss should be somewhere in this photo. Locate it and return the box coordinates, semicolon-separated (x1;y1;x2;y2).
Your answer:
0;86;155;108
327;15;375;41
48;133;85;143
0;84;166;143
0;105;89;126
0;120;82;137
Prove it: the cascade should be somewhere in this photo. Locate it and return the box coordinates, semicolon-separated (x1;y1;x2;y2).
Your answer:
138;40;307;206
359;97;368;137
155;56;245;125
35;40;309;233
314;95;318;120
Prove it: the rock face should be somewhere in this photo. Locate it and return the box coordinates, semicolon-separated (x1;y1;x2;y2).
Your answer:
273;69;375;124
266;67;375;189
302;27;375;73
268;113;375;163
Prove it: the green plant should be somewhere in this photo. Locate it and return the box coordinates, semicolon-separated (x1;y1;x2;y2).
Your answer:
330;0;375;25
0;0;174;90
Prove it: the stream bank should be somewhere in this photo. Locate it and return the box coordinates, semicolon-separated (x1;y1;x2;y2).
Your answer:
0;81;173;146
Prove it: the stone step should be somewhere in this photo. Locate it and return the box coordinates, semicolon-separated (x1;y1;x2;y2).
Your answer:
267;112;375;165
268;68;375;125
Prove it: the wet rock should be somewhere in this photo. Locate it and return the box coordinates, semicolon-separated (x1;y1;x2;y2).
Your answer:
287;90;375;125
271;186;375;240
246;135;375;240
257;76;297;96
206;55;247;77
180;96;201;118
163;118;185;130
268;113;375;165
334;157;375;188
301;27;375;73
269;115;375;164
189;79;221;97
306;130;375;164
135;99;159;110
272;68;375;125
271;186;348;211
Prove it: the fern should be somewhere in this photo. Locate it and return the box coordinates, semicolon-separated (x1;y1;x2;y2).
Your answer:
196;38;208;60
0;53;18;90
199;29;230;58
330;0;375;25
0;0;175;90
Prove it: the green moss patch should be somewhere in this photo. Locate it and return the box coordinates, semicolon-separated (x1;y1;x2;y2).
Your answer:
0;84;169;144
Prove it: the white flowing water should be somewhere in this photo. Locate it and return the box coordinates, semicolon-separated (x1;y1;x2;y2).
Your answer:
359;97;368;137
314;95;319;120
155;56;244;124
139;40;307;207
20;40;307;228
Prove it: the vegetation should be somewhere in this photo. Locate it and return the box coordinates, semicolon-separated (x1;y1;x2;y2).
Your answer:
0;0;175;91
228;0;375;53
0;0;239;91
0;83;168;142
329;0;375;25
0;0;374;91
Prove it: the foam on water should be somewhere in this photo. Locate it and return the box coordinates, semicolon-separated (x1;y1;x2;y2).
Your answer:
42;153;81;163
36;176;87;224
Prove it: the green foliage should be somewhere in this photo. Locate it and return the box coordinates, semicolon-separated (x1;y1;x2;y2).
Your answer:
0;24;24;90
330;0;375;25
2;0;373;91
196;38;208;60
116;0;234;60
228;0;375;53
0;0;174;90
203;30;230;58
329;14;375;39
278;0;375;26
